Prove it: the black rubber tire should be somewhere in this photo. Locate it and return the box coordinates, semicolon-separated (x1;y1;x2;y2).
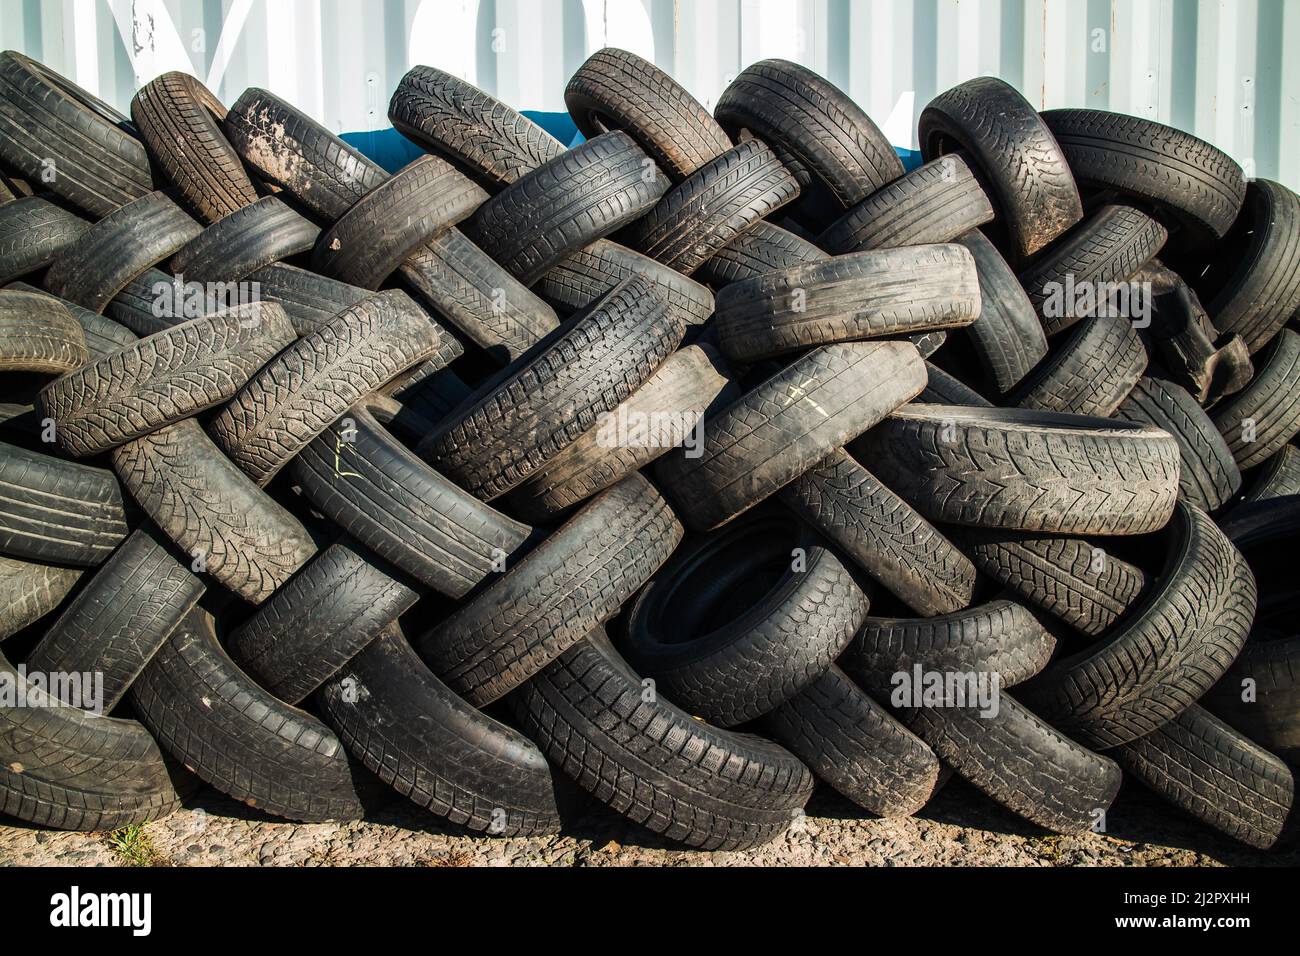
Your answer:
565;47;733;181
816;154;994;254
696;220;828;287
1008;314;1147;417
1203;631;1300;765
245;262;368;335
414;474;682;707
292;398;534;599
764;666;939;817
1201;180;1300;355
1239;443;1300;505
621;508;869;727
400;228;559;364
312;155;486;289
919;77;1083;260
657;341;926;532
0;646;182;831
1018;204;1168;336
538;238;715;333
0;440;129;566
209;290;450;486
8;282;137;358
111;419;316;605
1018;502;1255;749
1115;375;1242;512
918;361;993;406
839;598;1056;697
713;244;980;364
779;448;976;616
26;523;204;712
904;691;1122;835
130;606;367;822
619;138;800;276
1114;703;1293;849
390;65;564;188
462;131;668;285
39;303;297;457
0;289;88;374
419;275;683;500
1212;328;1300;470
0;196;88;283
512;628;814;850
1218;496;1300;627
228;541;419;705
43;191;202;313
0;170;33;204
130;71;260;224
318;622;563;836
0;554;83;641
714;59;904;225
858;405;1180;535
0;52;153;218
955;529;1149;638
103;267;178;337
1041;108;1246;246
168;195;320;285
956;230;1047;393
503;343;734;523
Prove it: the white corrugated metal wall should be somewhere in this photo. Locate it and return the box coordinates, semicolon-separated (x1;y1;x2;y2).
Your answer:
2;0;1296;190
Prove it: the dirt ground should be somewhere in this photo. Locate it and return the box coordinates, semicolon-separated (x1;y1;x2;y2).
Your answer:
2;777;1295;867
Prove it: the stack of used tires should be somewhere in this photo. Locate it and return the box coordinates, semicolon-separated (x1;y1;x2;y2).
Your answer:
0;46;1296;853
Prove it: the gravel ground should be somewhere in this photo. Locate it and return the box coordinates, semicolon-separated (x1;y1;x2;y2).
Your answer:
3;778;1296;867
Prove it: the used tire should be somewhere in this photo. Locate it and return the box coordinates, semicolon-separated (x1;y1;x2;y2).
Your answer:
1212;327;1300;470
0;196;88;283
657;340;926;531
39;303;297;457
621;507;869;727
695;220;827;287
0;555;83;641
956;230;1047;393
1008;314;1147;417
1239;443;1300;505
245;262;368;335
0;289;88;374
1202;631;1300;766
919;77;1083;260
168;195;320;284
513;628;814;850
7;282;137;358
858;405;1180;535
413;474;682;707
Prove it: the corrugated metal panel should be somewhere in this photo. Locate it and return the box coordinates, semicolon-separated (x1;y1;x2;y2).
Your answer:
1;0;1295;190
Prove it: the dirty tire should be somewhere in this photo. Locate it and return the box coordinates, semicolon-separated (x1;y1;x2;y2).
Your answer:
1018;502;1256;749
420;275;683;500
131;607;367;822
168;195;320;284
513;628;814;850
956;230;1047;393
111;419;316;605
764;666;939;817
414;474;682;707
1115;375;1242;512
130;71;259;223
0;555;83;641
858;405;1180;535
26;524;204;712
1211;328;1300;470
1239;443;1300;505
293;399;533;599
209;290;449;486
919;77;1083;260
622;508;869;727
779;448;976;616
1018;204;1168;335
918;362;993;406
246;262;368;335
1114;704;1293;849
565;47;733;181
0;196;88;283
658;341;927;531
1202;632;1300;765
40;303;297;457
0;289;88;374
0;441;129;567
104;268;180;337
0;646;182;831
7;283;137;358
1009;314;1147;417
462;131;668;285
714;245;980;364
695;221;828;287
229;541;419;705
817;155;993;254
43;191;202;313
319;623;563;837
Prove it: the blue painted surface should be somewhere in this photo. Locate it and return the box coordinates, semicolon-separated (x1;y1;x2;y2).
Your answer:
344;109;923;176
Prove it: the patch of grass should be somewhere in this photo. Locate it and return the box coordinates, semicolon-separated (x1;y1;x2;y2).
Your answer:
105;824;170;867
